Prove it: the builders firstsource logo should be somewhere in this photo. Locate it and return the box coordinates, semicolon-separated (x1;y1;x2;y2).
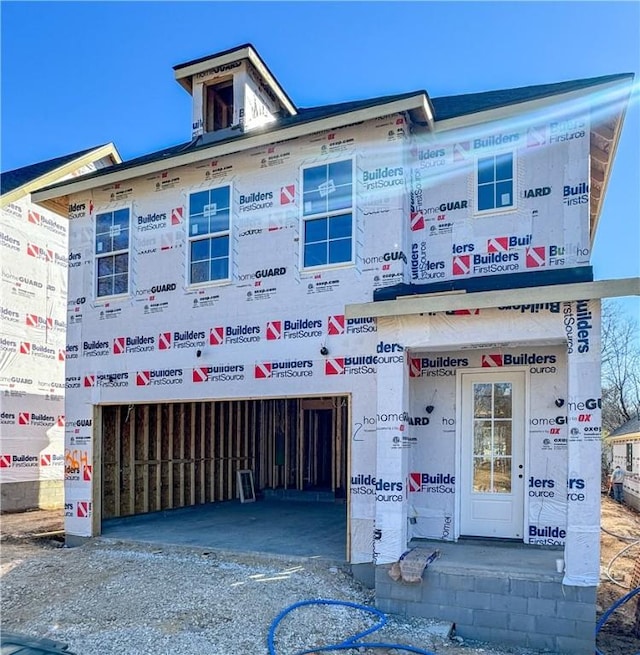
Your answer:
83;373;129;388
2;454;38;468
255;360;313;379
350;474;403;502
137;212;167;231
265;318;322;340
40;454;64;467
209;324;261;345
157;330;206;350
453;252;520;276
239;191;274;212
0;232;20;252
409;356;468;378
325;342;403;376
486;234;531;253
76;501;92;518
481;352;557;374
327;315;376;335
0;412;15;425
18;342;58;361
113;334;155;354
192;365;245;383
563;300;593;355
409;472;455;494
136;369;183;386
83;339;110;357
16;412;55;427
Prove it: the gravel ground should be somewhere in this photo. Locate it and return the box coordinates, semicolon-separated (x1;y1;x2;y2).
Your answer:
0;527;545;655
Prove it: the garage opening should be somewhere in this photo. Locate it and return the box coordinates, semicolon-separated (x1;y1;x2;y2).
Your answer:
100;396;349;520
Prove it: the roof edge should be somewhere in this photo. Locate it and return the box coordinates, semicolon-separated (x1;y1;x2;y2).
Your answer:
1;143;122;208
345;278;640;319
32;94;430;206
173;44;297;115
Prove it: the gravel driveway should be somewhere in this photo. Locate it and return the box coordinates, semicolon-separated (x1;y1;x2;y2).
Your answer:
1;532;543;655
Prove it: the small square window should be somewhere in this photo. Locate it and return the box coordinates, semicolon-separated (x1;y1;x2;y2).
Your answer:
476;153;514;213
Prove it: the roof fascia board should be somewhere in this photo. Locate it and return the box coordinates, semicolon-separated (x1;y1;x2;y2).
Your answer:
1;143;122;208
590;100;631;244
175;46;252;92
608;433;640;442
414;95;434;130
345;277;640;319
246;49;297;115
32;95;429;205
432;79;629;133
174;46;297;114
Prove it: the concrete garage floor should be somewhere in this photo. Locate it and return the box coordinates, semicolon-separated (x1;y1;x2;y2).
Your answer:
101;498;564;576
101;498;348;561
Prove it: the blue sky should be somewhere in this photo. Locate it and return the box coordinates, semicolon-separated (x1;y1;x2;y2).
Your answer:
1;1;639;315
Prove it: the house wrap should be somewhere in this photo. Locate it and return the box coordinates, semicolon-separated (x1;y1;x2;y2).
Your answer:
32;44;637;654
0;145;120;511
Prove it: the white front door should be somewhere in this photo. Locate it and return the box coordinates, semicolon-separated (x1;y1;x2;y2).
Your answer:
460;371;525;539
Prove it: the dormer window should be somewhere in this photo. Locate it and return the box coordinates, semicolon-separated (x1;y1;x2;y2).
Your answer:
205;79;234;132
173;45;297;138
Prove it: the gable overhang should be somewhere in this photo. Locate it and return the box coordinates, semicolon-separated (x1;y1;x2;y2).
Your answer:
1;143;122;212
174;45;298;117
431;77;633;247
32;94;432;215
608;431;640;443
345;277;640;319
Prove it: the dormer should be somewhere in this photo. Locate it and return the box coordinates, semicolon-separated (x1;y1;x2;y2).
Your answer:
173;44;297;142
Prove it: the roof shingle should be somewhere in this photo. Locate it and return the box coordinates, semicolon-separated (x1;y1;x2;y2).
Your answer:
1;145;108;196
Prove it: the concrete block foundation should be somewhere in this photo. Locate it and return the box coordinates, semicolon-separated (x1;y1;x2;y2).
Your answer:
1;480;64;513
375;540;596;655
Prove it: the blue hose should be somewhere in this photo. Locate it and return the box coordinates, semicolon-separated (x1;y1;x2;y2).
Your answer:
267;598;436;655
595;586;640;655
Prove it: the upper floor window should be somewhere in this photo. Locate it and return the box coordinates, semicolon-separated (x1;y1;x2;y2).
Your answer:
302;159;353;269
477;152;514;213
205;80;234;132
188;186;231;284
95;208;130;298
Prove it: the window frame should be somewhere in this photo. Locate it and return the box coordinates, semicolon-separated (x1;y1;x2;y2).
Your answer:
300;158;355;271
204;78;234;132
94;205;131;300
474;150;517;216
187;183;232;287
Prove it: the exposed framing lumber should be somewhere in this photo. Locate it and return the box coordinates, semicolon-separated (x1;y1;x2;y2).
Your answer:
155;406;162;511
114;406;121;516
99;396;349;523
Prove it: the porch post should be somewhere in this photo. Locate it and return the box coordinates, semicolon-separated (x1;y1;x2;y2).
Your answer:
563;299;601;586
374;344;409;564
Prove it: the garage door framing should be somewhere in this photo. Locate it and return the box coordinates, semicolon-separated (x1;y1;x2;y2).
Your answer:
93;394;350;534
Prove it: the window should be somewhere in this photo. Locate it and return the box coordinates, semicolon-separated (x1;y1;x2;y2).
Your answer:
188;186;231;284
626;443;633;472
477;152;514;212
302;160;353;268
95;208;130;298
205;80;234;132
